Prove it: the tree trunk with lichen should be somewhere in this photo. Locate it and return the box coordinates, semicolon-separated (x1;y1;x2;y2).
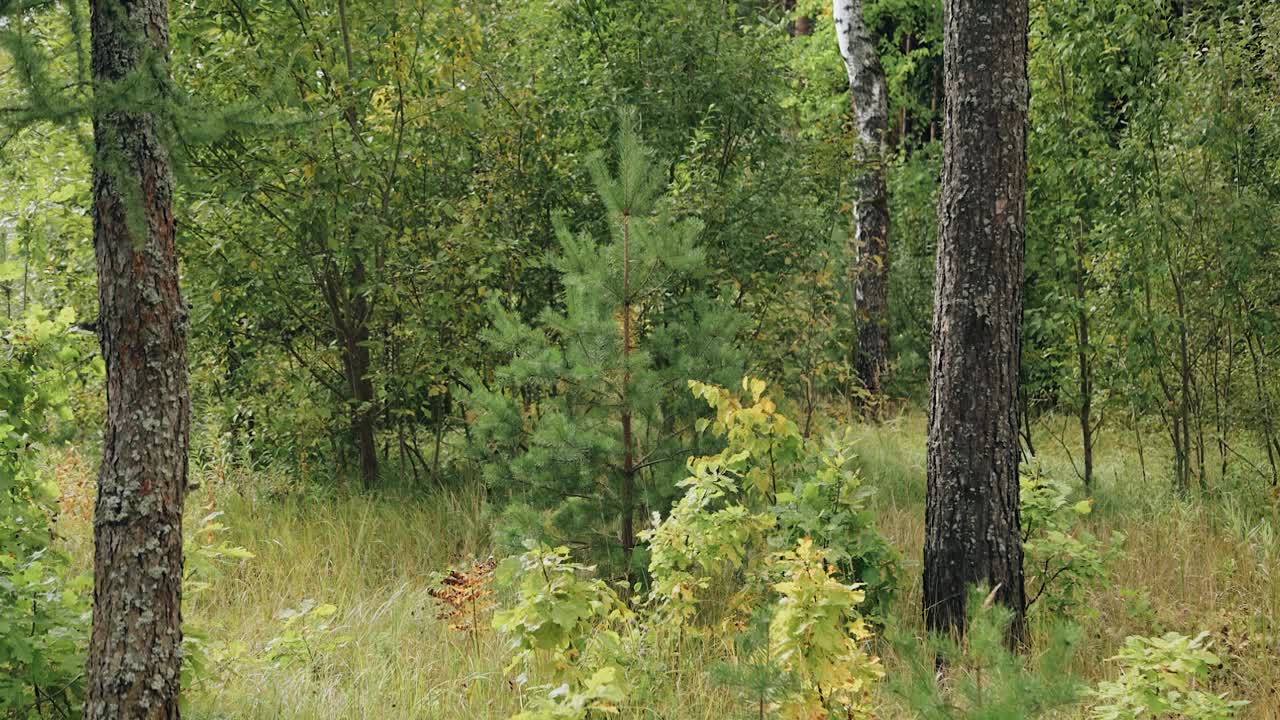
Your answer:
85;1;188;718
834;0;890;402
923;0;1028;643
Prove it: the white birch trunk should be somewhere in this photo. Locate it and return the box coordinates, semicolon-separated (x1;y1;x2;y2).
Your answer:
834;0;892;400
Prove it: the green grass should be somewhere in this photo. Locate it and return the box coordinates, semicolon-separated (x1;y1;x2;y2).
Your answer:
848;412;1280;718
49;411;1280;718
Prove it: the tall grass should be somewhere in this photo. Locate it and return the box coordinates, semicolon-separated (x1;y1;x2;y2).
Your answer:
46;411;1279;718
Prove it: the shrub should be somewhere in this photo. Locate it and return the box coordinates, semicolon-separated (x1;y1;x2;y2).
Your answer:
648;379;899;621
1;307;95;718
1090;631;1249;720
494;542;630;677
887;586;1083;719
769;538;882;720
643;455;774;625
510;667;627;720
772;427;900;622
1021;461;1123;618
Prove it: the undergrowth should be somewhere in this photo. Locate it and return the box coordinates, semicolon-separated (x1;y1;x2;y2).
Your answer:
39;406;1278;719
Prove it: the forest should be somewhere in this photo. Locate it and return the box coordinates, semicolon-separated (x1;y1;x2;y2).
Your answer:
1;0;1279;718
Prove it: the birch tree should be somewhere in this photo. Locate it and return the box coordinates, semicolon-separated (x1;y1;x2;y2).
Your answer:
834;0;891;402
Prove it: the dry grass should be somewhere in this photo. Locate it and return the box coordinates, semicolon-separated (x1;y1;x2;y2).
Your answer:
46;410;1280;718
851;412;1280;719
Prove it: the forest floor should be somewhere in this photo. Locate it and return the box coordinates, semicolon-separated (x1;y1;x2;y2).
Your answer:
47;412;1280;719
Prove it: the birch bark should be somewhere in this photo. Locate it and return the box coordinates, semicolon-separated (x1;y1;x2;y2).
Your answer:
834;0;891;400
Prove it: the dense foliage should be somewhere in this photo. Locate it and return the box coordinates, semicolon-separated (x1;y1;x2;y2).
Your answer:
4;0;1273;496
464;115;742;577
0;308;94;719
2;0;1278;717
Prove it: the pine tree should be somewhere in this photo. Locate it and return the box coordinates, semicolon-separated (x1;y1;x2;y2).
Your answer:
924;0;1029;642
466;112;742;583
85;0;188;717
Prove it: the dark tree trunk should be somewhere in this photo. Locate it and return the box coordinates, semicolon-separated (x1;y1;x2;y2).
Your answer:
1245;327;1279;485
1074;228;1094;490
311;233;379;490
86;1;187;718
333;0;379;490
345;343;378;490
783;0;813;37
342;258;379;489
619;210;636;590
923;0;1028;642
834;0;891;403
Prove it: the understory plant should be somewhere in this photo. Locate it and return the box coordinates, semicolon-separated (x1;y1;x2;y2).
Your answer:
262;599;349;668
464;112;742;580
509;667;628;720
642;454;775;625
641;379;892;717
1090;631;1249;720
769;538;882;719
428;557;497;652
493;379;895;718
0;306;96;718
710;617;798;720
494;542;632;718
887;586;1083;719
645;378;898;623
1021;461;1123;618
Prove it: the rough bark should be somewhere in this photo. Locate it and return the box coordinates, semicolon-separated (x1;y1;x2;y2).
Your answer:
86;1;187;718
834;0;891;401
923;0;1028;642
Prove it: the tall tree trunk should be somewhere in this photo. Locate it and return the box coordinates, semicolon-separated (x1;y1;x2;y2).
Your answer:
1074;227;1094;490
333;0;379;490
1245;326;1279;485
620;209;636;589
343;257;379;490
834;0;891;403
86;1;188;717
923;0;1028;642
